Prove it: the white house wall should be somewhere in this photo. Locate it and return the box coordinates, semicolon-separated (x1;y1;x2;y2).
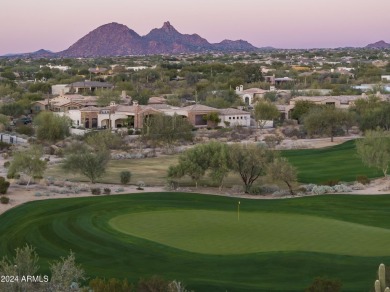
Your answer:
219;115;251;127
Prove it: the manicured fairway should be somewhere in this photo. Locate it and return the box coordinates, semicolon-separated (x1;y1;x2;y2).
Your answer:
1;193;390;291
282;140;383;183
110;210;390;256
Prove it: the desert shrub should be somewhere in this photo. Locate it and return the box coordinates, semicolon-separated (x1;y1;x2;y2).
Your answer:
312;185;334;195
333;184;352;193
90;188;101;195
321;179;340;186
0;196;10;204
301;184;317;192
248;185;262;195
0;141;11;151
136;181;145;190
78;184;90;192
260;184;280;194
15;125;34;136
103;188;111;195
3;161;10;168
356;175;370;185
115;187;124;193
48;187;69;194
120;171;132;185
0;176;10;194
165;180;179;191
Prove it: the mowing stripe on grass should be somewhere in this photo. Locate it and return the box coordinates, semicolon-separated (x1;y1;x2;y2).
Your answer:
110;210;390;256
282;140;383;183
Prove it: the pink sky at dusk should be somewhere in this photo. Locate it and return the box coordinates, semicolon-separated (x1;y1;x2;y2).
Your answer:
1;0;389;55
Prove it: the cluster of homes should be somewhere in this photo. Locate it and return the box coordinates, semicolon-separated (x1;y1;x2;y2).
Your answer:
31;81;390;131
33;81;252;130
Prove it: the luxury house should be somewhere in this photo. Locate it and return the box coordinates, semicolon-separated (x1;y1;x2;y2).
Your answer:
61;102;251;130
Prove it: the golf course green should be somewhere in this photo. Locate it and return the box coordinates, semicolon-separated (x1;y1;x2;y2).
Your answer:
110;210;390;256
1;193;389;291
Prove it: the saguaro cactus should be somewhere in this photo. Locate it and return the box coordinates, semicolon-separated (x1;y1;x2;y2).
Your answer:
375;263;389;292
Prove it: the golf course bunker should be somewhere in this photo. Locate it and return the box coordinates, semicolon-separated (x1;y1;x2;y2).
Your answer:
109;210;390;255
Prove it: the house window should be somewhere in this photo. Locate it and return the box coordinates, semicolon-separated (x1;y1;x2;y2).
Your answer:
229;117;231;120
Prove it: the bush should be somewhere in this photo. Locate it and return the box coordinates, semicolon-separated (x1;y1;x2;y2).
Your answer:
333;184;352;193
0;141;11;151
312;185;335;195
3;161;10;168
90;188;101;195
136;181;145;190
103;188;111;195
0;196;9;204
260;184;280;194
120;171;132;185
0;177;10;194
248;185;262;195
15;125;34;136
321;179;340;186
356;175;370;185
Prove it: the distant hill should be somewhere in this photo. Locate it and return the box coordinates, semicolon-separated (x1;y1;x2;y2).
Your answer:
58;21;262;57
213;39;258;52
47;21;263;57
60;23;145;57
366;40;390;49
2;49;55;58
1;22;268;58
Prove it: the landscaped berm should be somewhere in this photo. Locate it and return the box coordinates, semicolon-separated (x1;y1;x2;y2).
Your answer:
1;192;389;291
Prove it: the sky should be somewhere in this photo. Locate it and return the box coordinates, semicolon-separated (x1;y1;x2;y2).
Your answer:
1;0;389;55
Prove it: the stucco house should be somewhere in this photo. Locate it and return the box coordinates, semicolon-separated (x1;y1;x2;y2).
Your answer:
235;85;267;105
218;108;250;127
66;81;113;93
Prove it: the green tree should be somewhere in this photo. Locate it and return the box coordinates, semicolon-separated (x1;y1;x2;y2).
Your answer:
8;146;47;186
355;129;390;178
0;177;10;194
229;143;274;193
145;114;193;150
267;157;297;196
291;100;317;123
34;111;71;142
203;112;221;128
168;142;230;189
62;148;110;183
96;90;121;106
85;130;123;150
254;100;280;129
303;106;350;142
120;171;132;185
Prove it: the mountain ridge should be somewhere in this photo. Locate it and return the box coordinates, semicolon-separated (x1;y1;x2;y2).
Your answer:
2;22;263;58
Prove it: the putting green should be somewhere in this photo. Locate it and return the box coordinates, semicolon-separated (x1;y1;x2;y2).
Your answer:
109;210;390;256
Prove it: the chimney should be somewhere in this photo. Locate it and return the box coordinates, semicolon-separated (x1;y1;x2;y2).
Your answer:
110;101;116;107
121;90;126;99
239;85;243;92
133;100;139;106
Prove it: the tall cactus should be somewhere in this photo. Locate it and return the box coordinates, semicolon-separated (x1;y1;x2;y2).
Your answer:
375;263;389;292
